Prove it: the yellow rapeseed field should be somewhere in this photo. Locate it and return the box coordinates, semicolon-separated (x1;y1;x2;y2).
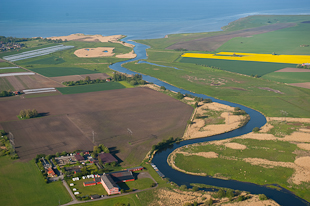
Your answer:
181;52;310;64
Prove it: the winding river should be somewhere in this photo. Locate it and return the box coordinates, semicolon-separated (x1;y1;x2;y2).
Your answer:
110;39;310;206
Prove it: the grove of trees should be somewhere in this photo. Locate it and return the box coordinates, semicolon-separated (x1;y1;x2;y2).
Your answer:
19;109;39;119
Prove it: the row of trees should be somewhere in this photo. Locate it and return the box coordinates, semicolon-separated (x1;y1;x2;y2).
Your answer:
296;64;309;69
0;90;14;97
19;109;39;119
113;73;146;85
151;137;181;152
63;76;107;86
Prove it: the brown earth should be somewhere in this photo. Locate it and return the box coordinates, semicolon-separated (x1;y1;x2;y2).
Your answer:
5;74;63;91
275;68;310;72
74;47;115;58
1;115;94;161
166;23;295;51
0;87;193;163
50;73;110;83
289;82;310;89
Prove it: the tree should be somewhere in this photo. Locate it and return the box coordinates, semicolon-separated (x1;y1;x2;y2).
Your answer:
194;102;199;108
217;189;226;198
19;110;26;118
259;194;268;200
205;198;213;206
187;120;193;125
176;92;184;99
203;98;212;103
160;86;166;90
252;127;260;132
85;76;91;81
180;185;187;190
56;152;60;157
32;109;38;117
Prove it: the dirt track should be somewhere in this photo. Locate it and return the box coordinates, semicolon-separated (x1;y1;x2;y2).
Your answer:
167;23;295;51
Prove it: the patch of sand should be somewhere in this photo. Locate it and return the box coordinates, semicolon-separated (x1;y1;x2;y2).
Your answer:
0;146;7;150
74;47;114;58
260;123;274;133
243;157;310;185
225;142;247;150
184;103;247;139
282;132;310;142
267;117;310;123
224;196;279;206
48;33;123;43
115;50;137;58
179;151;219;159
297;143;310;150
299;128;310;133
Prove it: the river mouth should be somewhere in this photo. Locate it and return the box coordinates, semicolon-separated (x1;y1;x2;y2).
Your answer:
109;39;309;206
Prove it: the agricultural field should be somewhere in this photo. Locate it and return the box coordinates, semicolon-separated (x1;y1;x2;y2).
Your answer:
179;57;295;76
56;82;126;94
0;87;193;164
4;74;63;91
0;156;71;206
124;61;310;117
261;72;310;84
0;67;26;74
29;67;100;77
0;77;15;91
50;73;110;84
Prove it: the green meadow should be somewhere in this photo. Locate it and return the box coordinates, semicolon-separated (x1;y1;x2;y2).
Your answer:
56;82;126;94
0;68;26;74
124;61;310;117
262;72;310;83
30;67;99;77
179;57;295;76
0;156;71;206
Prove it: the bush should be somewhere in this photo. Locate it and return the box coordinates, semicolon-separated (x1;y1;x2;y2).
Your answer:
203;98;212;103
160;86;166;90
180;185;187;190
176;92;184;99
205;198;213;206
151;182;157;187
237;195;246;202
217;189;226;198
252;127;260;132
259;194;268;200
192;186;199;191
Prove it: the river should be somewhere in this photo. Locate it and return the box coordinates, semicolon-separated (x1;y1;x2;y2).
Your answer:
109;39;310;206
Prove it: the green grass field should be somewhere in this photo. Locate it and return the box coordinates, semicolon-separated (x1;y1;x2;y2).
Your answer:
0;156;71;206
23;56;66;65
118;178;154;191
30;67;99;77
179;57;296;76
124;61;310;117
0;68;26;74
218;23;310;55
56;82;126;94
66;179;108;196
261;72;310;83
0;77;15;91
71;195;141;206
0;62;15;67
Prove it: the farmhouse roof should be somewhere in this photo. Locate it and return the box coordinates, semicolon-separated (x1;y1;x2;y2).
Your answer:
74;154;84;162
84;181;96;185
98;153;118;164
109;170;134;183
101;174;118;190
127;166;144;171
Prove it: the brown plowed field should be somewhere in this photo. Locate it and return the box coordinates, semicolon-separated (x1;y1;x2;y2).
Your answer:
0;87;193;164
50;73;110;83
5;74;63;91
1;115;94;161
289;82;310;89
275;68;310;72
167;23;295;51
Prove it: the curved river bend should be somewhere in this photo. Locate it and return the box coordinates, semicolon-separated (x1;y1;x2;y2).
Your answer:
109;40;310;206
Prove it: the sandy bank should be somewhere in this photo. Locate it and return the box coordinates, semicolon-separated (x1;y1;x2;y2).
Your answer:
74;47;114;58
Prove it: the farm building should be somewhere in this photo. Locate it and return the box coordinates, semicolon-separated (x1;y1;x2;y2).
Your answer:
46;168;56;177
109;170;134;183
127;166;143;172
83;177;102;186
100;174;121;195
90;194;101;199
65;165;82;174
74;154;84;162
98;153;118;164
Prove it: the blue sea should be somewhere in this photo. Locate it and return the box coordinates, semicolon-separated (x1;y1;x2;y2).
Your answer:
1;0;310;39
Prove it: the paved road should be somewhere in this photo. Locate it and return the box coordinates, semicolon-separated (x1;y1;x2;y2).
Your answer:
62;180;79;205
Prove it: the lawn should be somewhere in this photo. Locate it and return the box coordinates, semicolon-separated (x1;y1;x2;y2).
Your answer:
0;62;15;67
66;179;107;196
30;67;99;77
0;68;26;74
261;72;310;83
118;178;155;190
0;156;71;206
56;82;126;94
178;57;295;76
0;77;15;91
71;195;141;206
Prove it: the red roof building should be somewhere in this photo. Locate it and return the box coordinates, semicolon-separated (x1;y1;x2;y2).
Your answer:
47;168;56;177
101;174;120;195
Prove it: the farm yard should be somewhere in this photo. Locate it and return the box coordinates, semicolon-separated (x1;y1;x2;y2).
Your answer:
0;87;193;163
